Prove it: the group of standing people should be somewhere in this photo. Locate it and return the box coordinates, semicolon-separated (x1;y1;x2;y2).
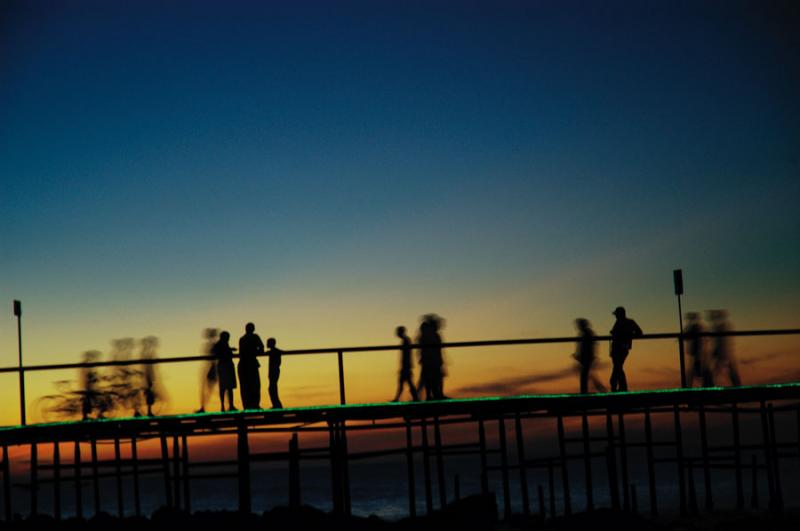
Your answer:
392;314;448;401
197;323;284;412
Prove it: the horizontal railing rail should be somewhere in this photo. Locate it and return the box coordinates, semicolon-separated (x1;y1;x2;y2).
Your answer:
1;328;798;374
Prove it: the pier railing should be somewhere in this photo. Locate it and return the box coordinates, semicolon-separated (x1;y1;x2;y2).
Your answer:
1;328;799;423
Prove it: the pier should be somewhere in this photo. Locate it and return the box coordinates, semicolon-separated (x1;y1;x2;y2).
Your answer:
1;328;799;520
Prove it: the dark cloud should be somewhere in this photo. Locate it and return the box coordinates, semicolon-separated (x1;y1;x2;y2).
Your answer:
456;367;576;396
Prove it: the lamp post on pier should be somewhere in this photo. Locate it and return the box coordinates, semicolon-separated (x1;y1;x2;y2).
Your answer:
14;300;26;425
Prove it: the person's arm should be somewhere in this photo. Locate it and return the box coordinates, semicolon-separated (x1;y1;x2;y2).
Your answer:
632;320;643;338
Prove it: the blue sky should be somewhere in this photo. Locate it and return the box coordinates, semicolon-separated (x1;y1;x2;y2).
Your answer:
1;1;798;409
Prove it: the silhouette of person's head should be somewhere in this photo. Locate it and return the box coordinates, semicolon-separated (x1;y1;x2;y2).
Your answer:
205;328;219;340
220;331;230;343
422;313;444;333
613;306;626;319
686;312;699;324
141;336;159;358
267;337;276;349
420;321;431;334
246;322;255;334
575;318;591;332
396;326;406;338
83;350;101;363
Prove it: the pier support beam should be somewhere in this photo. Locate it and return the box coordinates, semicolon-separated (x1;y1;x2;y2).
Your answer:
237;423;251;513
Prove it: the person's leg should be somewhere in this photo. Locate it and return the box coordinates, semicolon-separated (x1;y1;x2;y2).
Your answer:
254;373;261;409
610;360;619;392
619;363;628;392
219;386;226;412
392;373;404;401
580;366;589;394
268;379;279;408
408;375;419;401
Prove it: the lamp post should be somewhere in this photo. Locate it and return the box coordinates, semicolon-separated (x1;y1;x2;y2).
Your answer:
14;300;26;425
673;271;687;388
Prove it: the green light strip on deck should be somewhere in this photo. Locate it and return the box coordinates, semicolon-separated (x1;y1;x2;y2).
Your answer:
2;381;799;432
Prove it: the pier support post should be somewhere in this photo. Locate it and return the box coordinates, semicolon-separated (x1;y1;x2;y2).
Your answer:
131;438;141;517
498;416;511;520
581;412;593;511
732;403;744;509
114;437;124;517
768;404;784;513
420;418;433;514
29;443;37;515
182;436;191;513
604;414;620;511
405;420;416;517
73;442;82;519
617;412;630;511
237;423;251;513
160;435;172;509
478;419;489;495
556;415;571;515
90;438;100;514
698;405;713;510
433;417;446;509
673;405;687;516
644;408;657;515
3;445;11;521
288;433;301;509
53;441;61;520
547;459;555;518
514;413;530;517
759;401;776;511
172;436;181;510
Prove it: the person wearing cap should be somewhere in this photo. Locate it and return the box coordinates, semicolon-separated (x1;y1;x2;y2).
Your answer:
609;306;643;392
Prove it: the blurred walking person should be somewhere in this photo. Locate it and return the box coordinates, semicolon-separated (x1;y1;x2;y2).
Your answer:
212;331;237;411
573;319;605;393
238;322;264;409
81;350;103;420
139;336;164;416
708;309;741;386
197;328;219;413
392;326;418;402
266;337;283;409
418;314;447;400
609;306;643;392
684;313;712;387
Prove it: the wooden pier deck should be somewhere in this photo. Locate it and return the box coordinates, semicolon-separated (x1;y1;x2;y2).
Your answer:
1;382;799;520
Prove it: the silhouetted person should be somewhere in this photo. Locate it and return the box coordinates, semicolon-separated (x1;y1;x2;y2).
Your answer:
573;318;605;394
417;321;434;400
609;306;643;392
684;312;712;388
266;337;283;409
392;326;419;402
197;328;220;413
418;314;447;400
238;322;264;409
708;309;741;386
212;331;237;411
81;350;102;420
110;338;141;415
139;336;163;416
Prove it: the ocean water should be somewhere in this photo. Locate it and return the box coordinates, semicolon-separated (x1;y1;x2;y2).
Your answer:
8;452;800;520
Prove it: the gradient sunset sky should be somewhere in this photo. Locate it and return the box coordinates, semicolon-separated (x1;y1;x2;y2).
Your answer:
1;1;799;424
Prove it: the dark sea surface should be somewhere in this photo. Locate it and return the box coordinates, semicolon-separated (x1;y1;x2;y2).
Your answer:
9;453;800;520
